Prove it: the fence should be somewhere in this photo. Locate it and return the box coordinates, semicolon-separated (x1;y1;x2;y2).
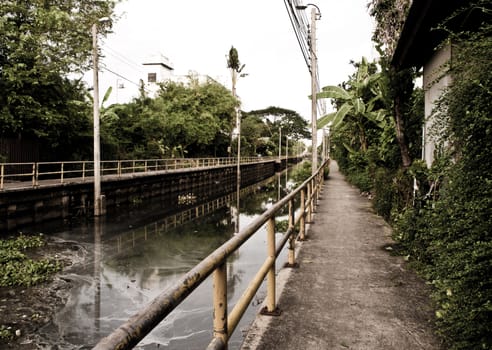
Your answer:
0;157;291;191
92;159;329;350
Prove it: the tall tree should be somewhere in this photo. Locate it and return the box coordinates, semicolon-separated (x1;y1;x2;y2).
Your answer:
0;0;116;159
247;107;310;140
226;46;245;156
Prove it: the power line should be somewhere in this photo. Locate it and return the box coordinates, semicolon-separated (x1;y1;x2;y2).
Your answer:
100;64;150;93
102;45;146;75
284;0;311;72
285;1;325;116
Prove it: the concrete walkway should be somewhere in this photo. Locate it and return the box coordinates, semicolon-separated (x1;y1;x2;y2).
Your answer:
242;161;442;350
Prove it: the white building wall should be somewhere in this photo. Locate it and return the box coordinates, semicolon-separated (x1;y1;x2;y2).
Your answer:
422;43;452;167
142;54;174;97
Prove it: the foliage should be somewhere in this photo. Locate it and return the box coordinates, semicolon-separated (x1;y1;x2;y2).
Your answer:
0;325;13;341
290;161;312;186
317;57;387;147
0;234;61;287
392;15;492;349
226;46;245;74
275;219;289;233
100;76;237;159
324;57;410;194
368;0;412;56
0;0;116;160
245;106;310;157
240;113;270;156
247;106;311;141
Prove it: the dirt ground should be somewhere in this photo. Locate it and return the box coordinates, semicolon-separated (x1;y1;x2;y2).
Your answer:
0;238;85;349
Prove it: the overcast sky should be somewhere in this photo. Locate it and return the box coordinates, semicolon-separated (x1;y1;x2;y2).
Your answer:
96;0;377;120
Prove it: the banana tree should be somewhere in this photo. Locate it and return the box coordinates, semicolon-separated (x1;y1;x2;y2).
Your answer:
316;57;387;152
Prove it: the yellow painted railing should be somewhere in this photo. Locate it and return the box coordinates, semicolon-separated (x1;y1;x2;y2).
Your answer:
92;159;329;350
0;156;294;191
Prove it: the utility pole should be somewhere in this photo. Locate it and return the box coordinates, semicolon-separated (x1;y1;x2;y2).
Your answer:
296;4;321;175
92;22;102;216
92;17;110;216
309;6;318;175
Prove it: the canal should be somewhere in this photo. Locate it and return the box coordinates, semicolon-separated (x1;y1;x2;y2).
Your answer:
31;165;302;349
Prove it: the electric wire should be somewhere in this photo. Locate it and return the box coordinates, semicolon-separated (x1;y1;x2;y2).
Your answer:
284;0;311;72
285;0;325;116
102;45;147;75
99;63;151;93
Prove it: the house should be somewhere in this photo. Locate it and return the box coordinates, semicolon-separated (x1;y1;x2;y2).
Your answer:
142;53;175;97
391;0;486;166
142;54;219;98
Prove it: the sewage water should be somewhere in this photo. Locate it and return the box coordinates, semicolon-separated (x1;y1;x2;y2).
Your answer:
33;168;300;349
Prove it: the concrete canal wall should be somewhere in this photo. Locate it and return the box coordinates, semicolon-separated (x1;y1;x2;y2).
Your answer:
1;160;288;232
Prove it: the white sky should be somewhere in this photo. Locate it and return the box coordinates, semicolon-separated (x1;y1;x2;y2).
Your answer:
96;0;377;121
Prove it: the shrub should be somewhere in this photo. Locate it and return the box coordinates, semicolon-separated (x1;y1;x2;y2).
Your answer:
0;234;61;287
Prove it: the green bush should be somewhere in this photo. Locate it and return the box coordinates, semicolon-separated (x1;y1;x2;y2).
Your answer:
0;234;61;287
291;161;312;185
393;19;492;349
347;168;372;193
372;167;395;220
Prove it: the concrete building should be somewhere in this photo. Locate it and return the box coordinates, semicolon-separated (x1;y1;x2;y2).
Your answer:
142;54;218;97
142;53;175;97
392;0;485;166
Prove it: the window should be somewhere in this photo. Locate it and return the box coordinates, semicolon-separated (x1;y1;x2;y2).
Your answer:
148;73;157;83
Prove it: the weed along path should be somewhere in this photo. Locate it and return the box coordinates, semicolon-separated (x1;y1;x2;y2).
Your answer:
242;161;442;350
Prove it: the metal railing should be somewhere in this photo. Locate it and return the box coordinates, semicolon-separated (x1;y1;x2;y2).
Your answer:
92;159;329;350
0;156;293;191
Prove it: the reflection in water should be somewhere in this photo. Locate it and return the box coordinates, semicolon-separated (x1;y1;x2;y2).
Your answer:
34;165;302;349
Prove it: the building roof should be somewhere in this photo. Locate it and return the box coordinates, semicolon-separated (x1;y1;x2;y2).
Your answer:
391;0;483;69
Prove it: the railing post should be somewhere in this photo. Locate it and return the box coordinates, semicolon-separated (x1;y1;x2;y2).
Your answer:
307;182;312;223
288;199;294;229
82;161;86;182
34;163;39;187
260;217;280;315
212;262;228;348
0;164;4;191
60;162;64;184
310;178;316;213
287;199;297;267
144;160;148;172
117;161;122;178
299;188;306;240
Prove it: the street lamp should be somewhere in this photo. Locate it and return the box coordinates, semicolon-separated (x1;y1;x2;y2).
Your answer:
92;17;110;216
296;3;321;175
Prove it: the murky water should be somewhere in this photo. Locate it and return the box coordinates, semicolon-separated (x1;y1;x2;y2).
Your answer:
33;167;299;349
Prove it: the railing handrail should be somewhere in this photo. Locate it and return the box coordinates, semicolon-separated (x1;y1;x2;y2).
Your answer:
0;156;300;191
92;159;329;350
